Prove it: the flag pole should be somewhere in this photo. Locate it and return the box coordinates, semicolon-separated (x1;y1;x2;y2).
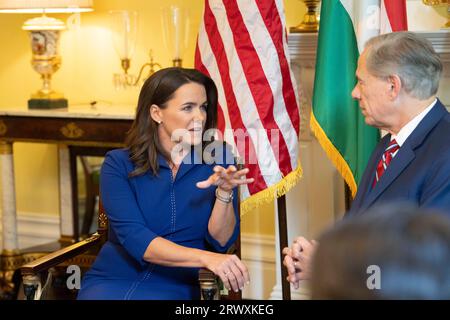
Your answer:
277;195;291;300
344;182;353;211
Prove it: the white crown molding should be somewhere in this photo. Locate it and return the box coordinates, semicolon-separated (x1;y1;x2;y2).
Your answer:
417;30;450;62
288;33;318;68
288;30;450;62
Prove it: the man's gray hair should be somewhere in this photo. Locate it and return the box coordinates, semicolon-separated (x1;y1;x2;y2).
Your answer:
365;31;442;100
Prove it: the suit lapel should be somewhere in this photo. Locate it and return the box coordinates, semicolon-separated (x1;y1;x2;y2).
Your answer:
359;99;447;212
353;138;389;212
361;146;415;211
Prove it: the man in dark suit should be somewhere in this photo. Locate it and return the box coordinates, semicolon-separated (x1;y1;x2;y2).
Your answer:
283;31;450;289
347;32;450;217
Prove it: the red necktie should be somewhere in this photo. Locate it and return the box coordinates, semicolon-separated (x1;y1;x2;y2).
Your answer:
372;139;400;188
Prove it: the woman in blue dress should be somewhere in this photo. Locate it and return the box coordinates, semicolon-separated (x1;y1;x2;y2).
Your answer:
78;67;253;300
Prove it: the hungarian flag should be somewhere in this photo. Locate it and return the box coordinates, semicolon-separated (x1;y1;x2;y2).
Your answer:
195;0;302;215
311;0;408;197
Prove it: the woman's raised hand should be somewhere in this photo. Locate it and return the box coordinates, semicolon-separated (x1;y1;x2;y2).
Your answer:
196;165;254;192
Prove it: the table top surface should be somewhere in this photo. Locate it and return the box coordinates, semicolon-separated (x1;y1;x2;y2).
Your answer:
0;104;136;120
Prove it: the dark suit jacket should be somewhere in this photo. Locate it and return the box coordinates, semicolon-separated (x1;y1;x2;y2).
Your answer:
347;99;450;217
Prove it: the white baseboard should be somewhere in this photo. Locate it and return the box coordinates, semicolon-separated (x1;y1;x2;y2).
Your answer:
0;214;276;300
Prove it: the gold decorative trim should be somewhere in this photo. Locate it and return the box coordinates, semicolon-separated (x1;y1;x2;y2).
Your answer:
422;0;445;5
98;210;108;230
0;142;12;154
0;252;24;271
60;122;84;139
0;138;125;148
21;252;49;264
0;120;7;136
310;112;357;197
240;165;303;217
64;255;97;268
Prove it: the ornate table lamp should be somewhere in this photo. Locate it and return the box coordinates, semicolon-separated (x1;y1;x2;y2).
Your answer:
0;0;93;109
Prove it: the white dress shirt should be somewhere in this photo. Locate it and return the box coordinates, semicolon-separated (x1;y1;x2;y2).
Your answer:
390;98;437;156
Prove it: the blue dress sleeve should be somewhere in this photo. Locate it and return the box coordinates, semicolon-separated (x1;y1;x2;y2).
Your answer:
100;151;158;267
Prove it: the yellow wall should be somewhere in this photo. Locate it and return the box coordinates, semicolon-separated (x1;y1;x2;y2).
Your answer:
0;0;305;236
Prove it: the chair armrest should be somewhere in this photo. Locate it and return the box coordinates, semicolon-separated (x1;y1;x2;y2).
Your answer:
199;268;219;300
20;233;101;277
198;268;242;300
198;238;242;300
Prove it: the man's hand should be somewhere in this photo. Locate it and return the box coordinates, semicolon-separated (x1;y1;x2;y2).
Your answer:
282;236;318;289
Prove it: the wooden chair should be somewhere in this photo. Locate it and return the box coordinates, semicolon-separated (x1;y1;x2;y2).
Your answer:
198;237;241;300
20;201;241;300
20;202;108;300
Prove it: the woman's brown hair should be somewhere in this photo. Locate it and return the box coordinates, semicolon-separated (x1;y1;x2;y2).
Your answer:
125;67;218;177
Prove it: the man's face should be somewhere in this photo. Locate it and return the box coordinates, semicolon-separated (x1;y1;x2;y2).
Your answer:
351;50;396;130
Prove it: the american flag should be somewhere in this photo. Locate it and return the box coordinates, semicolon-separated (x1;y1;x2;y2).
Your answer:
380;0;408;33
195;0;301;215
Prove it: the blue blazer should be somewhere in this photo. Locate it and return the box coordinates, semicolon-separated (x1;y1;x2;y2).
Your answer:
347;99;450;217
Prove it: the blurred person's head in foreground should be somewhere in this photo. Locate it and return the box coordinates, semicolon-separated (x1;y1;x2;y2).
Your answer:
311;204;450;299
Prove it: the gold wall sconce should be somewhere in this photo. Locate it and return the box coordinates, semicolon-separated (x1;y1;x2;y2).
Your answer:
110;10;162;90
290;0;321;33
111;6;190;90
0;0;94;109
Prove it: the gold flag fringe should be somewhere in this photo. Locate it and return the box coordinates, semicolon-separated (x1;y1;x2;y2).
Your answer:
240;164;303;217
310;112;357;198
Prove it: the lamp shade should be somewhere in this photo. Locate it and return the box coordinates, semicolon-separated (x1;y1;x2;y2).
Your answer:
0;0;93;13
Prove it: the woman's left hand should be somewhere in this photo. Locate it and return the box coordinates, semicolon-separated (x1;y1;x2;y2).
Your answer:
196;165;254;192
